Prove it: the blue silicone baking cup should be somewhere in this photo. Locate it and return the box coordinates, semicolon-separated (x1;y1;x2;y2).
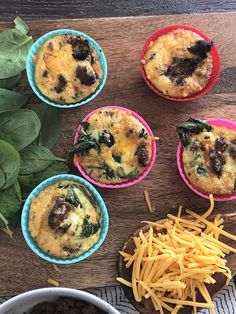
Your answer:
21;174;109;264
26;29;107;108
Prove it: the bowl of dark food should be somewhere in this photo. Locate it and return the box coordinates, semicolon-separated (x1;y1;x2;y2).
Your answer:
0;287;120;314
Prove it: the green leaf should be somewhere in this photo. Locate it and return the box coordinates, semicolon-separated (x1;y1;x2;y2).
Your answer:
80;216;100;238
116;167;139;179
0;109;41;151
0;169;5;189
0;28;33;79
33;103;61;149
18;174;36;199
0;131;14;146
197;165;208;176
14;16;29;35
0;88;28;113
0;181;22;228
20;144;65;175
33;161;68;185
177;118;212;147
0;73;21;90
0;140;21;190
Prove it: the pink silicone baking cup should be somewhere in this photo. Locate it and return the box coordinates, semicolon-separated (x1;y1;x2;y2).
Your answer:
74;106;157;188
140;25;221;102
177;118;236;201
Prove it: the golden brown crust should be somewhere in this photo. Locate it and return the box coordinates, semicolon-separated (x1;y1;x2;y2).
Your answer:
34;34;102;103
29;180;101;258
143;29;213;98
183;126;236;195
75;108;153;184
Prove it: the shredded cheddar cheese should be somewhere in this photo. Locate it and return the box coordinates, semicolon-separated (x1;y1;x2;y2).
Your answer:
117;195;235;314
47;278;60;287
53;264;61;273
144;190;155;213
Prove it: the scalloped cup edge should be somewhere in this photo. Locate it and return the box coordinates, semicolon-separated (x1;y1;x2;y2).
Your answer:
177;118;236;201
140;25;221;102
26;29;107;108
74;105;157;188
21;174;109;264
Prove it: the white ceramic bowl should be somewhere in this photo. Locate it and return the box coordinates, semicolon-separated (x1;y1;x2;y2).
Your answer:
0;287;120;314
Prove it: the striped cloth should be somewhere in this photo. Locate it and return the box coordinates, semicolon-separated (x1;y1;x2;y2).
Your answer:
1;281;236;313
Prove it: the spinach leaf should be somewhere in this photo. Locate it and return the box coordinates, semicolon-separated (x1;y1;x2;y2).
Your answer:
197;165;208;176
78;185;97;208
99;130;115;147
0;28;33;79
0;26;33;78
63;246;81;255
116;167;139;179
33;161;68;185
0;131;14;146
67;129;100;164
0;73;21;90
20;144;65;175
0;88;28;113
0;181;22;228
0;140;21;190
33;103;61;149
18;174;36;199
0;109;41;151
0;169;5;189
177;118;212;147
65;185;81;207
80;216;100;238
14;16;29;35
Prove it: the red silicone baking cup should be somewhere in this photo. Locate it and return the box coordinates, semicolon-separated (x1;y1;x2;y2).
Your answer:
140;25;221;102
74;106;157;188
177;119;236;201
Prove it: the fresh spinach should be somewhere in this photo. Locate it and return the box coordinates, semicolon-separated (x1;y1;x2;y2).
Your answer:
33;103;61;149
33;161;68;185
0;181;22;228
0;131;14;146
18;174;36;199
0;19;33;79
0;88;28;113
0;169;5;189
0;73;21;90
0;140;21;190
177;118;212;147
0;109;41;151
14;16;29;35
20;144;65;175
80;216;100;238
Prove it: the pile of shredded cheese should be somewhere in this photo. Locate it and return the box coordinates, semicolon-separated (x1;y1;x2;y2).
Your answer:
117;195;236;314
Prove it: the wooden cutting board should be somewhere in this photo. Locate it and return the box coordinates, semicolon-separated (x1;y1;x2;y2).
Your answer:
0;12;236;297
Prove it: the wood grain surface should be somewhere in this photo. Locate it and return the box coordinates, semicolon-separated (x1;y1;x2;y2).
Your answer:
0;0;235;21
0;12;236;297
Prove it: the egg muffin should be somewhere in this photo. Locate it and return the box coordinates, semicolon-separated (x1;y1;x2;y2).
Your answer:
177;118;236;195
72;108;153;184
29;180;101;258
34;34;102;103
142;29;213;98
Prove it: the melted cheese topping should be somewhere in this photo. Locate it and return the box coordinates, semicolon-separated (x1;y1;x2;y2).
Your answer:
183;126;236;195
143;29;213;98
75;108;153;184
34;35;102;103
29;180;101;258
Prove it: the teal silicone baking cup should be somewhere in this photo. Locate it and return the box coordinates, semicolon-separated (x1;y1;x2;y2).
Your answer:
21;174;109;264
26;29;107;108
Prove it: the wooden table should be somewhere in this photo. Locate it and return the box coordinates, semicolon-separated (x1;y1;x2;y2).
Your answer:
0;0;235;21
0;12;236;297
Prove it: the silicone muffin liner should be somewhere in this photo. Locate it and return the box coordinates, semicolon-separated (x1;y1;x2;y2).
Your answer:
74;106;157;188
177;118;236;201
26;29;107;108
140;25;221;102
21;174;109;264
